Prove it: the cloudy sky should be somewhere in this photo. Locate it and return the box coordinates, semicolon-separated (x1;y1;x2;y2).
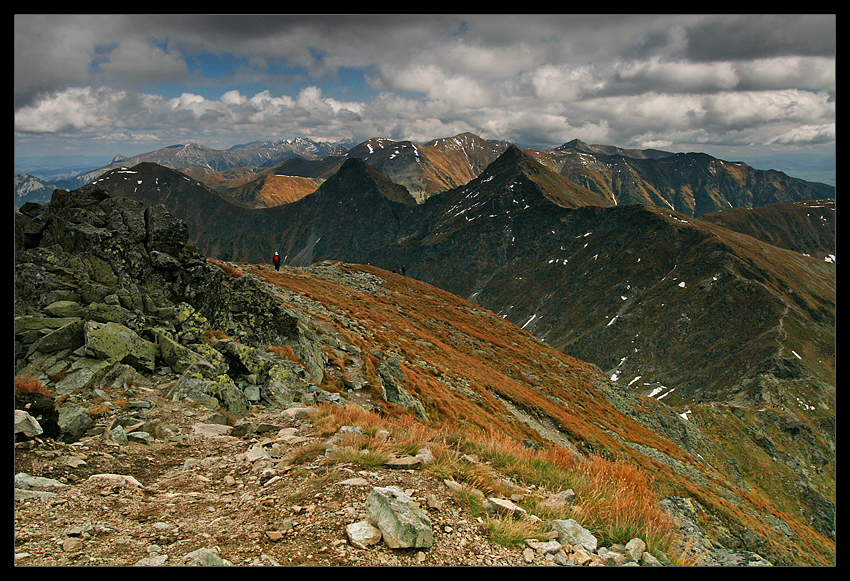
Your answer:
14;14;836;166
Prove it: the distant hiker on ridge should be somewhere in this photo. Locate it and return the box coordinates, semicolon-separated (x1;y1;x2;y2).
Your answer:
273;252;280;271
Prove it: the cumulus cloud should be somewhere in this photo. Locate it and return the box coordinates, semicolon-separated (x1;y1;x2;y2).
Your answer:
14;14;836;156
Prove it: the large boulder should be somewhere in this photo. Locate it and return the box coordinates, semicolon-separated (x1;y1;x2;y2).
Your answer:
25;319;85;356
365;486;433;549
547;518;598;552
84;321;158;372
15;410;43;439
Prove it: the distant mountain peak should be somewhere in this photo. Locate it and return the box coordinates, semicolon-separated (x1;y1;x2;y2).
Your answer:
557;138;593;153
319;157;418;206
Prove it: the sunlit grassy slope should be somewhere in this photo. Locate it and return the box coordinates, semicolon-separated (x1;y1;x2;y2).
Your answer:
241;260;834;565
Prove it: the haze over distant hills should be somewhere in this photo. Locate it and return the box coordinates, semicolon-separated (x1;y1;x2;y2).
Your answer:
15;133;834;208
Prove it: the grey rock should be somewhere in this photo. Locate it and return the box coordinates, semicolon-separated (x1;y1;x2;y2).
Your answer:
27;320;85;355
193;423;233;437
376;355;427;420
127;431;153;445
210;378;250;417
346;520;383;549
181;547;232;566
547;518;598;552
43;300;83;318
625;537;646;561
15;410;43;438
54;359;111;394
365;486;433;549
57;402;93;443
15;472;69;491
84;321;158;372
106;425;129;446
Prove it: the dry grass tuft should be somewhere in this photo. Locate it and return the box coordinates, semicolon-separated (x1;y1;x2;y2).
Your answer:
15;375;53;397
207;258;243;278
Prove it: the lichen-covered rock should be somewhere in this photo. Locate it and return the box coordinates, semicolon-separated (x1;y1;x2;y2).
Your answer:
167;371;220;410
25;319;85;356
54;358;112;394
208;375;250;417
262;362;306;407
43;300;83;318
84;321;158;372
152;329;224;377
14;187;343;445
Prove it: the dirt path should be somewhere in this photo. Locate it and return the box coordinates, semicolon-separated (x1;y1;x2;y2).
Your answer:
14;382;529;567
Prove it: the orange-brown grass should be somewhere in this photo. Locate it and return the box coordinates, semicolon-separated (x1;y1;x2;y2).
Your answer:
207;258;244;278
243;262;834;565
202;329;230;346
253;262;713;475
267;344;306;368
313;402;683;559
15;375;53;397
569;454;676;549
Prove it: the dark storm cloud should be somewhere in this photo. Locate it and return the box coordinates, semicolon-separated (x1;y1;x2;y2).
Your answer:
682;14;836;61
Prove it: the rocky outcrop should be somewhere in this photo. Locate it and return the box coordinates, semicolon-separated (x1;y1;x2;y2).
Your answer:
14;189;343;443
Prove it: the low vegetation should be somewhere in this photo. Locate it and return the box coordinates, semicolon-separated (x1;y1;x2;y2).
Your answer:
247;262;834;566
309;401;686;563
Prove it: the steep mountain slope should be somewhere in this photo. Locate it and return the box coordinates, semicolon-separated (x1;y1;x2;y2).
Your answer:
13;187;835;563
179;155;346;208
71;150;835;411
222;174;326;208
14;173;56;207
366;151;834;403
74;158;419;267
696;199;836;261
179;165;268;194
532;141;834;217
345;133;510;202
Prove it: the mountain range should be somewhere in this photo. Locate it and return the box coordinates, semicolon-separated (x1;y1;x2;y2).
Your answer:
13;137;354;199
15;132;835;557
16;133;834;213
65;136;835;404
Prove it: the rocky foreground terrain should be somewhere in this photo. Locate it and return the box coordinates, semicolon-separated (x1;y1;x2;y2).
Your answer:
12;385;698;568
13;387;770;567
15;388;554;567
14;187;830;566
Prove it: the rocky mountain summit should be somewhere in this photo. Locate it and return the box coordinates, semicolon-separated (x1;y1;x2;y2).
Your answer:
14;187;834;566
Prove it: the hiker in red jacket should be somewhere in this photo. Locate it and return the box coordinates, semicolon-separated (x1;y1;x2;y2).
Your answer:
273;252;280;271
